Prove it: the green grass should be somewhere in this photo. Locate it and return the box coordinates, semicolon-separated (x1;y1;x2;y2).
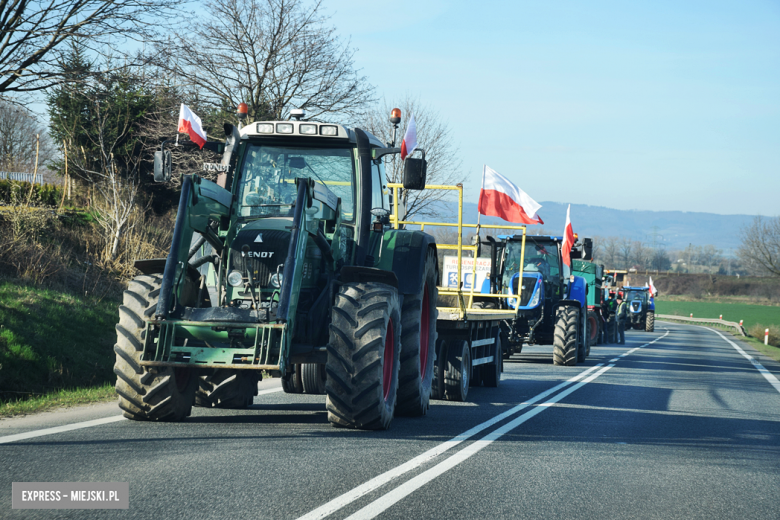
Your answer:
654;300;780;330
0;281;120;404
0;383;116;417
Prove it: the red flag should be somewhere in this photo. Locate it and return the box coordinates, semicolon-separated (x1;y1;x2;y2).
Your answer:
562;204;574;267
400;114;417;160
178;104;207;149
478;166;543;224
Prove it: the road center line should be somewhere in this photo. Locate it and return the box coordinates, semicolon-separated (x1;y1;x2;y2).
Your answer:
0;416;125;445
706;327;780;395
344;365;615;520
296;364;605;520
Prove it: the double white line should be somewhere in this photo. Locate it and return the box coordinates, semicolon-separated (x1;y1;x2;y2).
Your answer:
299;363;614;520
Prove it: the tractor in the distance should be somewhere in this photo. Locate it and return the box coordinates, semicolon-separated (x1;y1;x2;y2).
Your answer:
621;286;655;332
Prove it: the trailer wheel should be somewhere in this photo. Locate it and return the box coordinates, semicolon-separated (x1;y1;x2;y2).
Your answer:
302;363;327;394
444;339;471;401
553;305;579;366
195;369;258;408
431;338;447;400
396;250;438;417
281;364;303;394
645;311;655;332
587;310;599;348
114;274;197;421
483;330;502;388
326;282;401;430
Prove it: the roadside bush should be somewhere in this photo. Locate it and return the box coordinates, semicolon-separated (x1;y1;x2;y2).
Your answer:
0;180;64;207
748;324;780;347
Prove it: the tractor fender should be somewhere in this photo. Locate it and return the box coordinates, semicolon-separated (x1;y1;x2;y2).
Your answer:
376;229;437;295
339;266;399;289
566;276;587;308
648;298;656;312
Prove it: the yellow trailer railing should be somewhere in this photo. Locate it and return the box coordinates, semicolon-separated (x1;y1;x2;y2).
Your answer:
388;183;527;320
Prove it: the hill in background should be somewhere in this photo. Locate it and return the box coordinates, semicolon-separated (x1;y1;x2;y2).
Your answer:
427;200;756;252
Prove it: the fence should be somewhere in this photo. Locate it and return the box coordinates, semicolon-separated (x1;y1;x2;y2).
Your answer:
0;172;40;183
656;314;746;336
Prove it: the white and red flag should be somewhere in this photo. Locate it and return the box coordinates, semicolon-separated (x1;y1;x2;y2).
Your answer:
562;204;575;267
648;276;657;297
178;104;207;149
400;114;417;160
477;165;544;224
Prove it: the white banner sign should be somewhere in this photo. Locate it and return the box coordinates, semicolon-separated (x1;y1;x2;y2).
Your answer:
443;256;492;290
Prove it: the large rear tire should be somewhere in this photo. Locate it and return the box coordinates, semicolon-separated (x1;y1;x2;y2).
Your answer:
301;363;327;394
645;311;655;332
553;306;579;366
444;339;471;401
587;310;599;347
396;250;438;417
483;329;502;388
325;282;402;430
114;274;197;421
195;369;258;409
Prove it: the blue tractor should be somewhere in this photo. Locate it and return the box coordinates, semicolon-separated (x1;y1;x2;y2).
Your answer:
476;235;590;366
621;286;656;332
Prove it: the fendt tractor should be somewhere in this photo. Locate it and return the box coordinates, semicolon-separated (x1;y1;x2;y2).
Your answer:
572;252;604;348
474;234;591;366
621;286;655;332
114;108;440;430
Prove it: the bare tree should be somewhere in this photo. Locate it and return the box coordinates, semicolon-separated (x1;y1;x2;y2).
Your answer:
619;237;633;270
149;0;373;122
0;100;55;172
602;236;620;269
740;216;780;276
0;0;185;95
359;96;464;220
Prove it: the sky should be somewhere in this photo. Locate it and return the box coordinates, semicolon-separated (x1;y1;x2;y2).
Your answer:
324;0;780;216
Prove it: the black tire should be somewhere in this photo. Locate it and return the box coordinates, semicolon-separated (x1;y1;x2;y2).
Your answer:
577;309;588;363
645;311;655;332
483;330;502;388
301;363;327;394
281;364;303;394
587;310;600;347
431;338;447;400
470;365;483;387
114;274;197;421
195;369;258;409
325;282;402;430
396;250;438;417
553;305;579;366
444;339;471;401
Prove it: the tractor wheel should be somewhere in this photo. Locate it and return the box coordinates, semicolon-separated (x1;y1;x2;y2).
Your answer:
553;305;579;366
577;309;588;363
483;329;502;388
645;311;655;332
281;364;303;394
444;339;471;401
114;274;197;421
431;338;447;400
325;282;401;430
195;369;258;408
587;310;599;347
396;250;438;417
301;363;327;394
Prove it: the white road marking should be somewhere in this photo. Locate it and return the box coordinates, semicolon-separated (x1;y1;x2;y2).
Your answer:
296;364;605;520
257;387;284;396
0;416;125;445
706;327;780;395
344;365;615;520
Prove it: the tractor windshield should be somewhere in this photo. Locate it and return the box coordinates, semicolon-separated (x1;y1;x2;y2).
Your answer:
624;290;646;302
504;239;560;281
238;144;355;219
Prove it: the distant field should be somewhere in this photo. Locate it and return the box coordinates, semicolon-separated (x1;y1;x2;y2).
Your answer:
654;300;780;330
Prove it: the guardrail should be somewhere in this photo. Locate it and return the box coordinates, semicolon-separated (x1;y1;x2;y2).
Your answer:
0;172;39;183
656;314;746;336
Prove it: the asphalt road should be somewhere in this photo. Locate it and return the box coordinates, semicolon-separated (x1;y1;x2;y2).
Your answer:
2;321;780;519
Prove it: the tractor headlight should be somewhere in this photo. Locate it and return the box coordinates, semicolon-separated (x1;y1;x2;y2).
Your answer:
270;272;283;288
227;270;244;287
529;287;541;307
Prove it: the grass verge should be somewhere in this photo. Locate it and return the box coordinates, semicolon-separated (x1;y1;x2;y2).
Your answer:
654;300;780;330
0;383;116;418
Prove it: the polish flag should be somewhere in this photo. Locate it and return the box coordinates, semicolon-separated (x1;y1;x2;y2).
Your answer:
477;165;544;224
648;276;657;297
400;114;417;160
178;104;207;149
562;204;574;267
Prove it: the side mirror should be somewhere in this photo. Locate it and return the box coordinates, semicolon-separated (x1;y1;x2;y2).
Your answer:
582;238;593;261
403;158;427;190
154;150;172;182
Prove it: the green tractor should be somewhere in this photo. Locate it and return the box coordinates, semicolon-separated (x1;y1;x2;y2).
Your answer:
114;110;438;430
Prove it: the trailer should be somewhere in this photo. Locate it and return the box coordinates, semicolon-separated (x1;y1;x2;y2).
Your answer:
572;258;604;347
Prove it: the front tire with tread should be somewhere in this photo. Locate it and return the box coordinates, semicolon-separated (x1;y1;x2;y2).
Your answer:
553;306;579;366
645;311;655;332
